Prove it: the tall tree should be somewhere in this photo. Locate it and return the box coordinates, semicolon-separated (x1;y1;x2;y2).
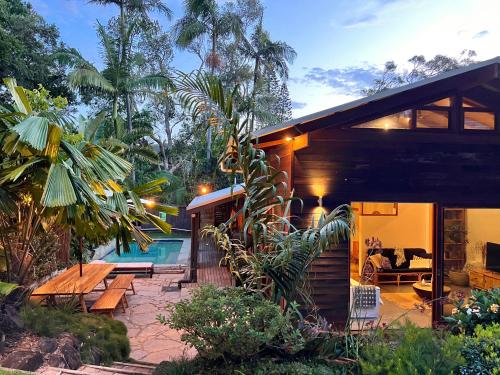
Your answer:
0;0;73;102
89;0;172;134
240;21;296;132
363;50;477;95
174;0;243;159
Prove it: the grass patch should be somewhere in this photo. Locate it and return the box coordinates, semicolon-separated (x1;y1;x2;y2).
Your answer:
21;304;130;364
0;369;33;375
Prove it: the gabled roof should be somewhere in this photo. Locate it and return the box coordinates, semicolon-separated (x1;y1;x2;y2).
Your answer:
186;184;245;213
254;56;500;139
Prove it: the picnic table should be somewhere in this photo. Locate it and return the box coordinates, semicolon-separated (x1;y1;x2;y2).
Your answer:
31;263;115;312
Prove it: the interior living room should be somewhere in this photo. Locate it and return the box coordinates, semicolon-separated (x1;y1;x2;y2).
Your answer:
349;204;500;328
350;202;434;327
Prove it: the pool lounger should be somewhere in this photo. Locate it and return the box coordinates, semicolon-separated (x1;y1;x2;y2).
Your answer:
91;260;154;278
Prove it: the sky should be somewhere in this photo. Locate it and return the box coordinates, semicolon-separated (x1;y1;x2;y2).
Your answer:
30;0;500;119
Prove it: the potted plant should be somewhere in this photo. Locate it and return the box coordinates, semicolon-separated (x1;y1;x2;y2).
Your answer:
449;267;469;286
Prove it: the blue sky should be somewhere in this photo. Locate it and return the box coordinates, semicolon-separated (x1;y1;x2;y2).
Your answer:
31;0;500;118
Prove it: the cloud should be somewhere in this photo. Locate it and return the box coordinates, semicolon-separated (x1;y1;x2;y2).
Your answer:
343;14;377;28
291;101;307;110
300;65;382;95
473;30;489;39
335;0;406;28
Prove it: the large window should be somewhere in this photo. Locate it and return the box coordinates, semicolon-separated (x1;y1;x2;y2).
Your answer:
349;96;496;132
462;97;495;130
416;110;449;129
352;110;412;130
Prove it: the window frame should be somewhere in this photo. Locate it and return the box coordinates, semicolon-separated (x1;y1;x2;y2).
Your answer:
346;95;498;134
462;107;496;132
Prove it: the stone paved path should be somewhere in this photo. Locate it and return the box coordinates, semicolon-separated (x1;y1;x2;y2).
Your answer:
108;274;197;364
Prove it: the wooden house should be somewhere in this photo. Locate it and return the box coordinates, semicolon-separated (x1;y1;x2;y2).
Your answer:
189;57;500;326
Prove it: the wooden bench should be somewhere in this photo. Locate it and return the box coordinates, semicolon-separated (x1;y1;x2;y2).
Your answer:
108;274;136;295
90;289;128;318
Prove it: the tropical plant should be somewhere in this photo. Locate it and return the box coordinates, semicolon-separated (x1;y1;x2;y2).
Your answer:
173;0;243;160
173;0;242;73
176;72;353;313
240;21;296;131
88;0;172;134
0;79;177;283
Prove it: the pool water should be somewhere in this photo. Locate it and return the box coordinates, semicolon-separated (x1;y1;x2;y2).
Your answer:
102;240;183;264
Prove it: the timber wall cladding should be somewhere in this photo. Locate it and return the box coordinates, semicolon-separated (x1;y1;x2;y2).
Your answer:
293;128;500;205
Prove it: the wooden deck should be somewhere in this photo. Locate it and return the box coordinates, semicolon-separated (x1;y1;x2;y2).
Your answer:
197;238;233;287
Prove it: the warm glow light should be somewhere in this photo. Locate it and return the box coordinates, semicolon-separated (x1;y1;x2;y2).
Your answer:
199;184;210;195
143;199;155;207
310;179;327;198
284;136;293;142
384;123;390;130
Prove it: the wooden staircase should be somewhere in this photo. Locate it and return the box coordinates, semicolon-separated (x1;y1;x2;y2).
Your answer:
306;243;350;327
36;361;156;375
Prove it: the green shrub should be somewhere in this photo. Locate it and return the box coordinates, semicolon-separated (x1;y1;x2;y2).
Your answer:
158;285;304;360
457;323;500;375
444;288;499;335
153;358;352;375
360;322;464;375
21;304;130;364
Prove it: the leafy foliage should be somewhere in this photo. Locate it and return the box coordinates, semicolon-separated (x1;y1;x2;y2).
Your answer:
456;323;500;375
0;0;74;103
363;50;477;95
359;322;464;375
153;357;352;375
21;304;130;364
0;80;176;283
158;285;304;360
444;288;500;335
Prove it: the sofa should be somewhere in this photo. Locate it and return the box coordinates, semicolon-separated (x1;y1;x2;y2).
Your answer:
362;248;432;286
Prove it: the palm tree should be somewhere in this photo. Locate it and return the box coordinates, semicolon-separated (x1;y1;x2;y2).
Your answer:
176;72;353;310
89;0;172;134
56;24;171;182
174;0;242;159
0;78;177;283
240;21;296;132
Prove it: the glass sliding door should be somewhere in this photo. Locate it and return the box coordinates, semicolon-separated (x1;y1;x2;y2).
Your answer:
440;207;500;321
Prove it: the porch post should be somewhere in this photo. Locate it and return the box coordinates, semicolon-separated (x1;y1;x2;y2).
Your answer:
190;212;200;283
432;203;444;325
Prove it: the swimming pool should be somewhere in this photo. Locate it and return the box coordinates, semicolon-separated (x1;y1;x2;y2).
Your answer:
102;240;183;264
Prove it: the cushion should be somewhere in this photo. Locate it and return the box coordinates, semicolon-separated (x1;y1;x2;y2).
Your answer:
369;253;383;269
379;248;398;268
381;256;392;270
409;256;432;269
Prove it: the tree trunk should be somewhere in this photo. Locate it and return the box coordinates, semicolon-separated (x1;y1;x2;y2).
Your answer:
112;95;119;136
250;57;260;133
206;32;217;161
125;93;136;184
